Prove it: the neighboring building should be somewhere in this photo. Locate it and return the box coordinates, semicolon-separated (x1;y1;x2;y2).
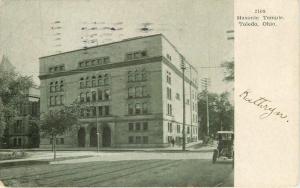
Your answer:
7;87;40;148
39;34;199;148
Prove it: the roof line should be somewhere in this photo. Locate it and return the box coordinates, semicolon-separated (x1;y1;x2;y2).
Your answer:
39;33;162;59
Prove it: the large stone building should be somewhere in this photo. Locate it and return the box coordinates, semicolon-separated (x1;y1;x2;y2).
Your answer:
39;34;199;148
6;87;40;148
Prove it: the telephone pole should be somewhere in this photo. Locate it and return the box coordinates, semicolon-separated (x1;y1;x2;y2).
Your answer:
181;55;186;151
201;78;210;136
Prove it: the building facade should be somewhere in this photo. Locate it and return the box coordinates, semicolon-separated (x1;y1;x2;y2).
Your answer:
6;87;40;148
39;34;199;148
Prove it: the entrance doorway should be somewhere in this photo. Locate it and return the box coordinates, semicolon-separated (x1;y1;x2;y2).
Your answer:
90;127;97;147
102;126;111;147
78;127;85;147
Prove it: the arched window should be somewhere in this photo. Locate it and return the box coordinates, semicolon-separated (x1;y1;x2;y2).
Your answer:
104;74;109;85
98;89;103;100
92;91;96;101
50;82;54;93
80;93;85;102
55;81;59;92
98;75;103;86
92;76;96;87
60;80;64;91
86;92;91;102
135;103;141;115
86;77;90;88
80;77;84;88
104;89;110;100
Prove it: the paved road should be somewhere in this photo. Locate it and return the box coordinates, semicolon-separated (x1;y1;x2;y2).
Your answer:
0;151;233;187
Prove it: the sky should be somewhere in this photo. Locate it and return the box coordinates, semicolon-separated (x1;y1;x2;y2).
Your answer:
0;0;233;94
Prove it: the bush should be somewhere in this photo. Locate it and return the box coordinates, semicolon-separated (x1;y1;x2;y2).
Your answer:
0;150;27;160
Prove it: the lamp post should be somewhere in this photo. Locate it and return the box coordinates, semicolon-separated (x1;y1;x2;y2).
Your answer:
181;55;186;151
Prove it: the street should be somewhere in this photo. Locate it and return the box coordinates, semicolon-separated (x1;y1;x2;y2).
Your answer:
0;151;233;187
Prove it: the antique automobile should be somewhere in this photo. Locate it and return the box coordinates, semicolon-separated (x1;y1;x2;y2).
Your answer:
212;131;234;165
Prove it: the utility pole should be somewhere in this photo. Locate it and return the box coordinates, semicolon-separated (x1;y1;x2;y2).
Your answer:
96;106;100;153
201;78;210;136
181;55;186;151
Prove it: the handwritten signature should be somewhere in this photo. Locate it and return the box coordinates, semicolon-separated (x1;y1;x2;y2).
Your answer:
239;90;289;123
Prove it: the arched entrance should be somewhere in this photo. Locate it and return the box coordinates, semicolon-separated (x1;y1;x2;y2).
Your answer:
102;126;111;147
90;127;97;147
78;127;86;147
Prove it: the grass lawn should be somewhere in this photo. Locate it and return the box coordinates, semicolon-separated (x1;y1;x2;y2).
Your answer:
1;159;233;187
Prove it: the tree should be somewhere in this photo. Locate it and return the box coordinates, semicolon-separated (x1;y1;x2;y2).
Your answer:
40;105;79;160
221;60;234;82
198;91;234;139
0;58;33;147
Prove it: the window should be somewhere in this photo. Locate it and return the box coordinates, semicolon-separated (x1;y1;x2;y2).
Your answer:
141;69;147;80
135;70;140;81
104;74;109;85
60;138;64;144
128;104;134;115
142;136;148;144
135;103;141;115
166;71;171;84
104;106;109;116
80;109;84;117
103;57;109;64
98;106;103;116
92;76;96;87
127;53;133;60
50;138;53;144
86;92;91;102
135;86;142;97
167;103;172;116
86;108;90;117
143;122;148;131
128;123;134;131
104;89;110;100
177;124;181;133
168;122;173;133
49;67;53;72
128;71;134;82
55;96;59;105
97;90;102;100
86;77;91;88
79;62;84;67
135;122;141;131
136;136;141;144
60;95;64;105
80;93;85;103
134;52;140;59
92;107;96;117
98;75;103;86
54;67;58;72
92;91;97;101
142;103;148;114
187;126;190;134
128;87;134;98
59;65;65;71
60;81;64;91
186;99;190;105
50;82;54;93
167;87;172;100
141;51;147;57
128;136;134;144
97;58;103;65
55;81;59;92
91;59;96;66
80;78;84;88
86;61;90;67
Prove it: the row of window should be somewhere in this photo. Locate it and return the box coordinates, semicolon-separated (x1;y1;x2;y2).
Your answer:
167;122;198;134
126;50;147;61
128;86;148;98
50;80;64;93
79;89;111;102
80;74;110;89
128;69;147;82
128;136;148;144
50;95;64;106
128;122;148;131
80;106;110;117
49;65;65;73
78;57;110;68
128;102;149;115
